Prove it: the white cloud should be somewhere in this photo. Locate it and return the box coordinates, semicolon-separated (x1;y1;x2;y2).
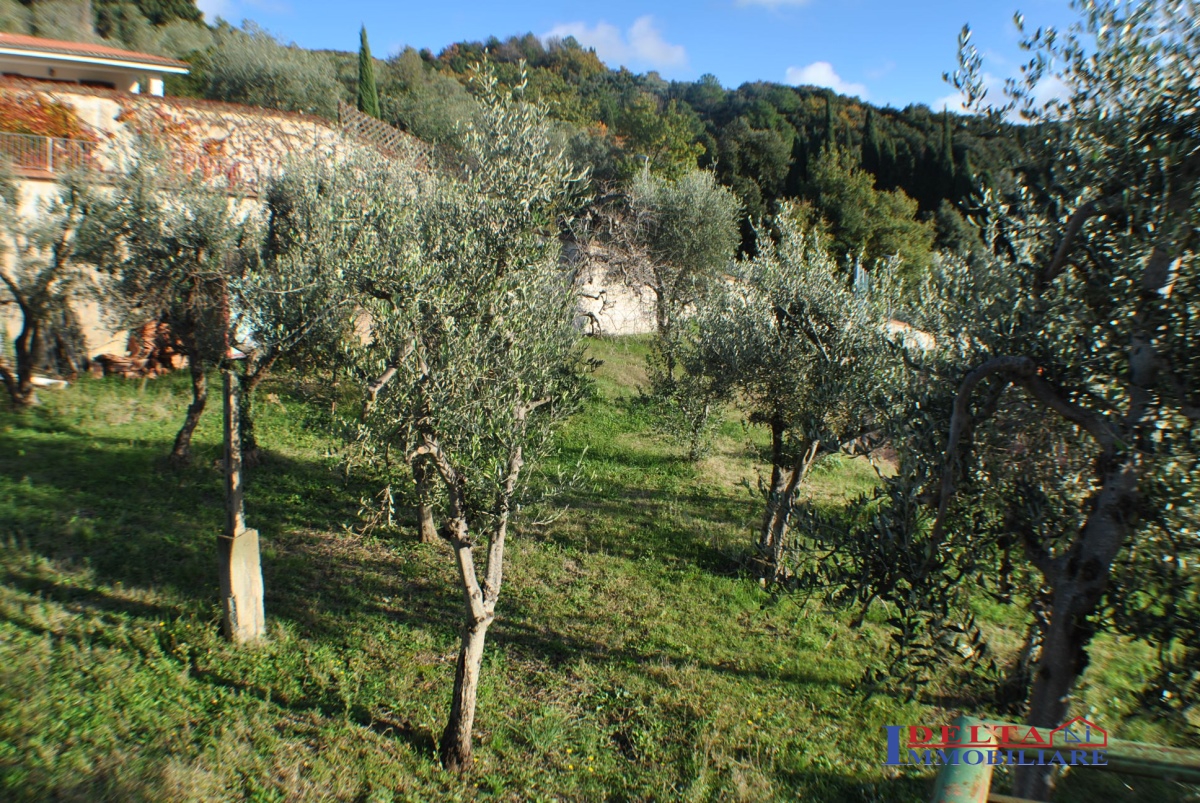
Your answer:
195;0;232;19
543;16;687;70
785;61;868;98
736;0;813;7
1030;74;1069;107
934;89;973;113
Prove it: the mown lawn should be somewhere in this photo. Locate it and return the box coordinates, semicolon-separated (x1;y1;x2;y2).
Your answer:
0;337;1195;802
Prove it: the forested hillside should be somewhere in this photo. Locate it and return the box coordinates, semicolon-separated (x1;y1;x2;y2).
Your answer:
331;33;1042;254
0;1;1047;256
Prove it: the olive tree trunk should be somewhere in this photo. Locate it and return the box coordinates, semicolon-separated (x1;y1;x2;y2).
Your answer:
1013;460;1139;800
413;460;438;544
0;301;40;409
238;353;276;467
651;283;677;384
439;591;493;770
758;419;820;579
421;416;527;773
170;355;208;465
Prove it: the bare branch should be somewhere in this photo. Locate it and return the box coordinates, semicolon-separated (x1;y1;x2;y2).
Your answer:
363;366;397;410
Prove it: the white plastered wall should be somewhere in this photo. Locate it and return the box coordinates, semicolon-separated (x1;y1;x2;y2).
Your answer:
1;179;127;361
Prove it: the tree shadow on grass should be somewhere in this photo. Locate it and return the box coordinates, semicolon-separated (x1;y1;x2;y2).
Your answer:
3;380;758;633
1;417;846;680
0;422;374;618
0;566;177;625
530;481;756;577
1;404;874;772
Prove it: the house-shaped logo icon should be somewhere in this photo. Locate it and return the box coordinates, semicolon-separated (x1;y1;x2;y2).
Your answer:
1051;716;1108;749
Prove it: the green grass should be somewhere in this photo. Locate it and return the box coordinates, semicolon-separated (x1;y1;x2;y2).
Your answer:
0;339;1196;802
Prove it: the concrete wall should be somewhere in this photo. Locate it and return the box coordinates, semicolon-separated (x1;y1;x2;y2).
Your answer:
1;179;126;361
0;80;353;190
1;83;358;364
2;81;658;369
573;260;657;336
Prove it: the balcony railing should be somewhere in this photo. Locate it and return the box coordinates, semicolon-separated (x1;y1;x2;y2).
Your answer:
0;131;266;194
0;131;97;175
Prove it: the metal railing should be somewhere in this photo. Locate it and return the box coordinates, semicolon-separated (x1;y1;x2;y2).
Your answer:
0;131;264;194
0;131;97;174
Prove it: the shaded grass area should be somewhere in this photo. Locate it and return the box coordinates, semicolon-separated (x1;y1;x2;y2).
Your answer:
0;340;1195;801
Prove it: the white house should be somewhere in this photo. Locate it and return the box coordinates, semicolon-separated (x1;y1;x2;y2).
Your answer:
0;32;188;96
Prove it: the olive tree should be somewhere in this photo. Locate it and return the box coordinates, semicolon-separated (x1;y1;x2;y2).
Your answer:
950;6;1197;795
682;209;894;579
0;0;32;34
797;4;1199;799
350;68;588;771
79;158;258;465
198;22;344;119
625;168;740;384
585;168;738;459
0;167;91;409
238;149;420;464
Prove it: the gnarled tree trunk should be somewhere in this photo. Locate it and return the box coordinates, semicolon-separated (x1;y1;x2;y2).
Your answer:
424;408;529;773
439;612;492;771
758;419;820;580
170;355;207;465
414;460;438;544
1;305;40;409
239;352;276;468
1013;462;1140;800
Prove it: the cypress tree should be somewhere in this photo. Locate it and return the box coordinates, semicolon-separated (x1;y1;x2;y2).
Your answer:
881;136;898;190
862;108;882;176
939;109;955;199
953;149;975;202
823;93;836;151
357;25;381;118
786;125;810;195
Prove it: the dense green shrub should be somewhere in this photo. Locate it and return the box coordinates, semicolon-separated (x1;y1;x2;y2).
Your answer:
197;22;345;119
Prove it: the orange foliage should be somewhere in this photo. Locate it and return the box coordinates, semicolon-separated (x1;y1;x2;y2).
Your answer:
0;91;96;140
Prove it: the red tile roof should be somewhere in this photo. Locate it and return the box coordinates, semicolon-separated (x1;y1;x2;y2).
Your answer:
0;32;189;70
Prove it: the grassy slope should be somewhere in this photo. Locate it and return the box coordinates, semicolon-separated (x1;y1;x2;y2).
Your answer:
0;338;1194;802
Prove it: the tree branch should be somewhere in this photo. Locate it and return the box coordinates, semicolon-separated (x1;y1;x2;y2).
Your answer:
1017;373;1116;450
415;434;489;624
930;355;1119;550
483;443;522;610
930;356;1029;545
1160;357;1200;421
0;356;18;402
1037;197;1119;291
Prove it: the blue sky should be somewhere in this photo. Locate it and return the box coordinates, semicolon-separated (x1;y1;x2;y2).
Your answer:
194;0;1078;110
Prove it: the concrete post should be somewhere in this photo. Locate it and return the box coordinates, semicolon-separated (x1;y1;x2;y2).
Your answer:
219;368;265;643
930;716;996;803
